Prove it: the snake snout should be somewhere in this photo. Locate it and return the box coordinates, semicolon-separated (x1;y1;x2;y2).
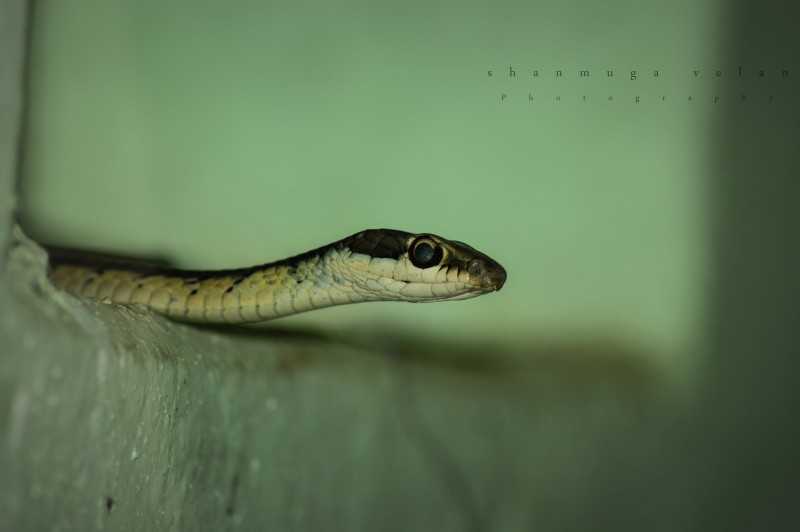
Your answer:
485;262;507;291
490;264;507;291
468;258;507;291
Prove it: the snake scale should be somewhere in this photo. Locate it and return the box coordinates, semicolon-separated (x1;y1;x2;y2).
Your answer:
46;229;506;324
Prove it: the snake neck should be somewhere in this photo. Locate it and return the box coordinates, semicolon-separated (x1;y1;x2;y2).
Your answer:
48;247;382;323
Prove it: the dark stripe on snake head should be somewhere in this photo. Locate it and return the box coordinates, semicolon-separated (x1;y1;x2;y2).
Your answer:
345;229;411;259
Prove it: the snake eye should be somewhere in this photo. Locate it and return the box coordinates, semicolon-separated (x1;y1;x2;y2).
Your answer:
410;238;443;269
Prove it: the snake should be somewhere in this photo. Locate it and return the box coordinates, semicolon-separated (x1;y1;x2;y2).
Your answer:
45;229;507;324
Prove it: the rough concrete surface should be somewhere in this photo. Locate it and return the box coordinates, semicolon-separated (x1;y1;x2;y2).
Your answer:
0;228;673;532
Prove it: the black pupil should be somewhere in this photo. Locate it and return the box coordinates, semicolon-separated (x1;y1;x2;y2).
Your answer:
413;242;439;267
416;243;434;263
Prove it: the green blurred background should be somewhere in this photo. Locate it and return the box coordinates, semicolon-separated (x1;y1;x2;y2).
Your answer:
19;0;741;378
5;0;800;530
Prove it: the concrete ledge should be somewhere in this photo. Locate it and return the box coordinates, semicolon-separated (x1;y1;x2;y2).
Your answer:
1;228;669;531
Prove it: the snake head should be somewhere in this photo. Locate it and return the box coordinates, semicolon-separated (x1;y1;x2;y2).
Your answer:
340;229;506;302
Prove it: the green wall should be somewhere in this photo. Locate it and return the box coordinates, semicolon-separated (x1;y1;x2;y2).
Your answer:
21;1;727;373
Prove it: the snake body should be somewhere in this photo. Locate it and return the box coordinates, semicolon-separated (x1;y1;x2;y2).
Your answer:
46;229;506;324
